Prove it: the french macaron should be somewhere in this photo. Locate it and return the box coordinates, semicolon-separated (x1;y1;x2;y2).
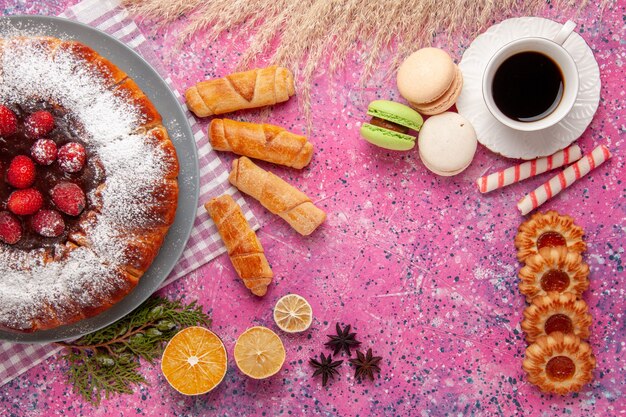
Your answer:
359;100;424;151
418;112;477;176
396;48;463;116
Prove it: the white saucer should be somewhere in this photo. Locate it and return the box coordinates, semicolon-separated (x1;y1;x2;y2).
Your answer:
456;17;601;160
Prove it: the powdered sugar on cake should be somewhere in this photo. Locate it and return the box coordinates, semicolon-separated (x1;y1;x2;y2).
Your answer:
0;38;173;331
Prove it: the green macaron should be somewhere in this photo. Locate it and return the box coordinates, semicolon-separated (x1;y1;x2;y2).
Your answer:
359;100;424;151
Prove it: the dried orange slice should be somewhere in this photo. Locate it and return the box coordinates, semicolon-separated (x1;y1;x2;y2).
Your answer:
273;294;313;333
234;326;285;379
161;326;227;395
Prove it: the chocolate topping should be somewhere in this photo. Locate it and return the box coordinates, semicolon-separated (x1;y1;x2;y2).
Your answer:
0;103;104;251
369;117;409;134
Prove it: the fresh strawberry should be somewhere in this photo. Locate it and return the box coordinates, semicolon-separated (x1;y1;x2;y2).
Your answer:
50;182;86;216
57;142;86;173
0;211;22;244
6;155;36;189
31;139;58;166
0;105;18;136
24;110;55;139
7;188;43;216
31;209;65;237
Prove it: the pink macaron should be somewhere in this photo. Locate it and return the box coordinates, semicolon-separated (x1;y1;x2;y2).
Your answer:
396;48;463;116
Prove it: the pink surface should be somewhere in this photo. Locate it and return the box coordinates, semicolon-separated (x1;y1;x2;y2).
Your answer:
1;1;625;416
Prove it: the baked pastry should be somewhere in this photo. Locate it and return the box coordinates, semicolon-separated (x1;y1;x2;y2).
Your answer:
519;246;589;302
0;37;179;332
229;157;326;236
205;195;273;296
185;66;295;117
515;211;586;263
523;332;596;394
209;118;313;169
521;292;592;343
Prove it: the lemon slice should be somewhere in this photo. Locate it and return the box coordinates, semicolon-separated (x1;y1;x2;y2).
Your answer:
161;326;227;395
234;326;285;379
273;294;313;333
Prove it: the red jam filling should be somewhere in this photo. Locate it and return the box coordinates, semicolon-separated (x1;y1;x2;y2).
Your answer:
546;356;576;381
540;269;570;292
536;231;567;250
544;314;574;335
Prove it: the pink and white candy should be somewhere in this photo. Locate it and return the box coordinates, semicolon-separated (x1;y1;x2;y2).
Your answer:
477;145;582;193
517;145;612;215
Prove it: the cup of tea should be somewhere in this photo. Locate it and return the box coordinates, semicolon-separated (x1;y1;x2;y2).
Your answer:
482;20;579;132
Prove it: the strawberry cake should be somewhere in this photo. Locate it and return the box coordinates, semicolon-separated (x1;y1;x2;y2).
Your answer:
0;37;179;332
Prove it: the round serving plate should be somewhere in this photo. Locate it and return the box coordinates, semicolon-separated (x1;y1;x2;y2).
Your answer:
456;17;601;160
0;15;200;343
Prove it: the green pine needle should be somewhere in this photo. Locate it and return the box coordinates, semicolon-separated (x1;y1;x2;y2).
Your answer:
59;296;211;405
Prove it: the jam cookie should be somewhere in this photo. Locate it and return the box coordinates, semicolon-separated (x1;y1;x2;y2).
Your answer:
523;332;596;395
515;210;586;263
521;292;592;343
519;246;590;302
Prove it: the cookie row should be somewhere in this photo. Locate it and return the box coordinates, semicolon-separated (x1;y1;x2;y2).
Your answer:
514;211;596;395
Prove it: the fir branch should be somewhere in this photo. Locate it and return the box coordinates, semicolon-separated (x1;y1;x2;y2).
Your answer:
58;296;211;405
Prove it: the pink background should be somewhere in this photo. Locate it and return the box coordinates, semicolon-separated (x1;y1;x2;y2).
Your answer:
1;1;625;416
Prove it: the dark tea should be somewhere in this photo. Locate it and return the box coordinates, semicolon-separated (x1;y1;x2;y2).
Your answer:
492;51;564;122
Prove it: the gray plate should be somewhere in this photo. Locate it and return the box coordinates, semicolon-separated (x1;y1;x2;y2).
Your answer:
0;15;199;343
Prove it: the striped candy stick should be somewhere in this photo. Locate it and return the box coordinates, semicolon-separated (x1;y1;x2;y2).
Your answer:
476;145;582;193
517;145;612;215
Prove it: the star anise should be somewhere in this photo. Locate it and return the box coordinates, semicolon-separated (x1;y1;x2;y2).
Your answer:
310;352;343;386
325;323;361;356
349;348;382;381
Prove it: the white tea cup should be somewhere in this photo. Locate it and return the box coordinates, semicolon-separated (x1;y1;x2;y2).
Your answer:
482;20;579;132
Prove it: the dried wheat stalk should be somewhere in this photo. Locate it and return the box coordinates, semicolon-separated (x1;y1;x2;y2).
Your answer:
123;0;608;123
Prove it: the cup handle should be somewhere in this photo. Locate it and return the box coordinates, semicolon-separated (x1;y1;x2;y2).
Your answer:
553;20;576;45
